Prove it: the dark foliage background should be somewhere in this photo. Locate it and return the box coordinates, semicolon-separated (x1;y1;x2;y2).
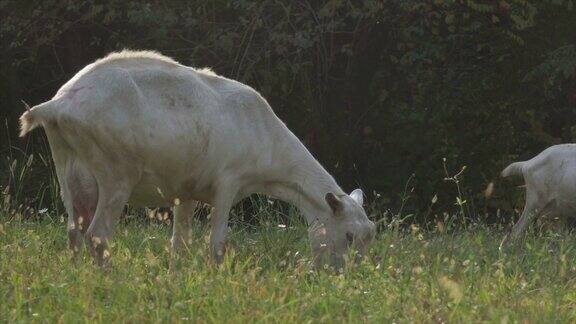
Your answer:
1;0;575;224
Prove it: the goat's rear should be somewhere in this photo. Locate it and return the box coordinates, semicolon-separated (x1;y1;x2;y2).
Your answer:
501;161;525;178
19;100;58;137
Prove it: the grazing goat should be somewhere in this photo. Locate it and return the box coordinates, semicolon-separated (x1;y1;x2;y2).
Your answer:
501;144;576;243
19;50;375;269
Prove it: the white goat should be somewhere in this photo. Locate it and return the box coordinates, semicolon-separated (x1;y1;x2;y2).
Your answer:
19;50;375;268
501;144;576;242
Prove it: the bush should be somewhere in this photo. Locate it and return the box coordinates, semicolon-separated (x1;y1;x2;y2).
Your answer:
1;0;575;223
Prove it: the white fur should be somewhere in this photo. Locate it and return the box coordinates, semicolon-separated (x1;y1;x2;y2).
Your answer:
20;50;375;268
502;144;576;241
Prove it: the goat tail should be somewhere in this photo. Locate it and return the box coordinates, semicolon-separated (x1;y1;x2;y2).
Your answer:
501;161;525;178
19;100;58;137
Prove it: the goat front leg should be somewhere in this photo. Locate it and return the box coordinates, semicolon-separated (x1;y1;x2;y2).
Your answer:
209;187;237;265
171;200;199;255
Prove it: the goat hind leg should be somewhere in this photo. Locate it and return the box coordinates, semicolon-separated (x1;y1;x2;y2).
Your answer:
502;199;556;250
57;160;97;261
510;199;556;240
85;180;131;268
62;187;84;261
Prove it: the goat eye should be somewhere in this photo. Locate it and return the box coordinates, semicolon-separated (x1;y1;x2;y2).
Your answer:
346;232;354;246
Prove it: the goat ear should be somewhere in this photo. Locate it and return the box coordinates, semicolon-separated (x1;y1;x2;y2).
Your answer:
325;192;343;214
350;188;364;206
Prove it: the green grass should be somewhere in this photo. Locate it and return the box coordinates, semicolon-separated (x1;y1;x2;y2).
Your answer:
2;210;576;323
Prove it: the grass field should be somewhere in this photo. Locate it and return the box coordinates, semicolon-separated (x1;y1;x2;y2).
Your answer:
2;207;576;323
